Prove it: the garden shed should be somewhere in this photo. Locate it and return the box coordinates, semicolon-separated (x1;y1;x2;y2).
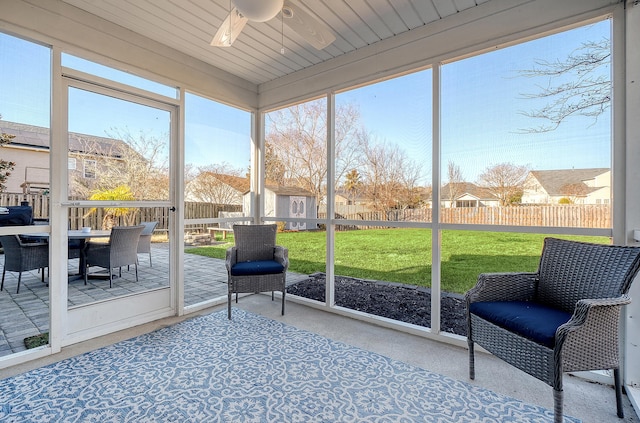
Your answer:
244;184;316;231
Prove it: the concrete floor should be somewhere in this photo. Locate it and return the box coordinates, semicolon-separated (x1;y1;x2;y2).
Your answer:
2;294;638;423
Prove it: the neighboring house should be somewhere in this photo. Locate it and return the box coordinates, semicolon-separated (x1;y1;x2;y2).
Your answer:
244;184;317;231
335;189;370;206
185;172;249;205
333;189;374;215
1;120;130;195
521;168;610;205
439;182;500;208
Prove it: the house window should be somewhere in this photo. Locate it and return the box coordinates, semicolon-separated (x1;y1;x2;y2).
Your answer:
457;200;476;208
68;157;76;170
83;159;96;179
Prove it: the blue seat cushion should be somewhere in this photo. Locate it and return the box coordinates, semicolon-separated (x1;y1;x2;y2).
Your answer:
231;260;284;276
469;301;572;348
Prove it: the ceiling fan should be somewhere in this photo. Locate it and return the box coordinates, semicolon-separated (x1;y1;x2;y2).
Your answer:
210;0;335;50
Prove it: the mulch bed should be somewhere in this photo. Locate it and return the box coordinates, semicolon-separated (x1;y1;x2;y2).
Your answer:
286;273;467;336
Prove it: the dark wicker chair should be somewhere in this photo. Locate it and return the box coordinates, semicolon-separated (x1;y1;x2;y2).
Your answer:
225;224;288;319
137;221;158;267
466;237;640;423
84;225;144;288
0;235;49;294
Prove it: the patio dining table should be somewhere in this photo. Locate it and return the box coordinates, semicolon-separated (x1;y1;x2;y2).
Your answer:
27;230;111;280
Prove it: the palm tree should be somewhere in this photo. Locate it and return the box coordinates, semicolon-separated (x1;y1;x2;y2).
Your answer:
344;169;362;205
84;185;136;230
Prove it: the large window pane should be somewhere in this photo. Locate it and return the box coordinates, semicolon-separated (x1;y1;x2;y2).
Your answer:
67;87;170;201
66;206;170;307
0;32;51;358
334;70;432;223
265;98;325;230
183;93;251;307
439;230;611;337
441;20;612;228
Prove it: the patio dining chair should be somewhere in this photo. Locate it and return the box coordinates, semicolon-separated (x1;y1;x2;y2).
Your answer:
137;221;158;266
225;224;288;319
84;225;144;288
0;234;49;294
466;237;640;423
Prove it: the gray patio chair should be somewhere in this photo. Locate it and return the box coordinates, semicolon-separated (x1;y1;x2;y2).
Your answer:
137;221;158;267
0;235;49;294
225;224;288;319
84;225;144;288
466;237;640;423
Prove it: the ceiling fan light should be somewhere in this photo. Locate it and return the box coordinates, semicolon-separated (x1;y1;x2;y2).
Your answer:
232;0;284;22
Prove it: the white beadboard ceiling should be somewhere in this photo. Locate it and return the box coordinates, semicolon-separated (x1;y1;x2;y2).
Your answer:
60;0;489;86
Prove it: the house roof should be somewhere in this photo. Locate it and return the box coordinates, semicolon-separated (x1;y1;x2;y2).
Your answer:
210;173;314;197
528;168;609;196
1;120;129;158
441;182;496;201
209;173;251;193
265;184;315;197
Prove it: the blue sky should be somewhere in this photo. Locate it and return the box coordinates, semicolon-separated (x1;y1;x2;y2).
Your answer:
337;19;611;183
1;18;611;184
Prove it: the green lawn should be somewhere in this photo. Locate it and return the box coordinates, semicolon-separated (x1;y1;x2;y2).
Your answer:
186;229;608;294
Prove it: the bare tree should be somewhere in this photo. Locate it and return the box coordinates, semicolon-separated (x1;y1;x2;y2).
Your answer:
518;37;610;133
264;142;286;185
477;162;530;206
559;182;589;204
73;128;170;201
446;160;464;207
187;163;245;204
358;133;423;213
265;100;362;204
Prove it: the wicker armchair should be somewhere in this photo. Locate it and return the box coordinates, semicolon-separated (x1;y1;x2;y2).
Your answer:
0;235;49;294
84;225;144;288
225;224;288;319
137;221;158;266
466;237;640;423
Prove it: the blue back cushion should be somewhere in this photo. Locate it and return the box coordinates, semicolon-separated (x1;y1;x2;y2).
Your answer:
469;301;572;348
231;260;284;276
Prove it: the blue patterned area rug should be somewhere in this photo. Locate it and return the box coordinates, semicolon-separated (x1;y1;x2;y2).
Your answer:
0;309;580;422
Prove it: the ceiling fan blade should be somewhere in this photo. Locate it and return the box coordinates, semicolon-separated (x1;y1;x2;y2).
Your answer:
282;0;335;50
210;7;249;47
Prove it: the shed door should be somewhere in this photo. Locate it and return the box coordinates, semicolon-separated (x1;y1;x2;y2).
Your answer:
289;196;306;231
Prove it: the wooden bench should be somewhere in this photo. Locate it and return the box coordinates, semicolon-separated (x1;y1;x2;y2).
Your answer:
207;227;233;240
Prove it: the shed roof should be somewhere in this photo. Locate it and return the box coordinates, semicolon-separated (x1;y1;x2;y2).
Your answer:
265;184;315;197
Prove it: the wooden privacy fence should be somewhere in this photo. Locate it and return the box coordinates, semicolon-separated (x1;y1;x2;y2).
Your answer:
0;193;241;231
322;204;612;229
1;193;611;229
